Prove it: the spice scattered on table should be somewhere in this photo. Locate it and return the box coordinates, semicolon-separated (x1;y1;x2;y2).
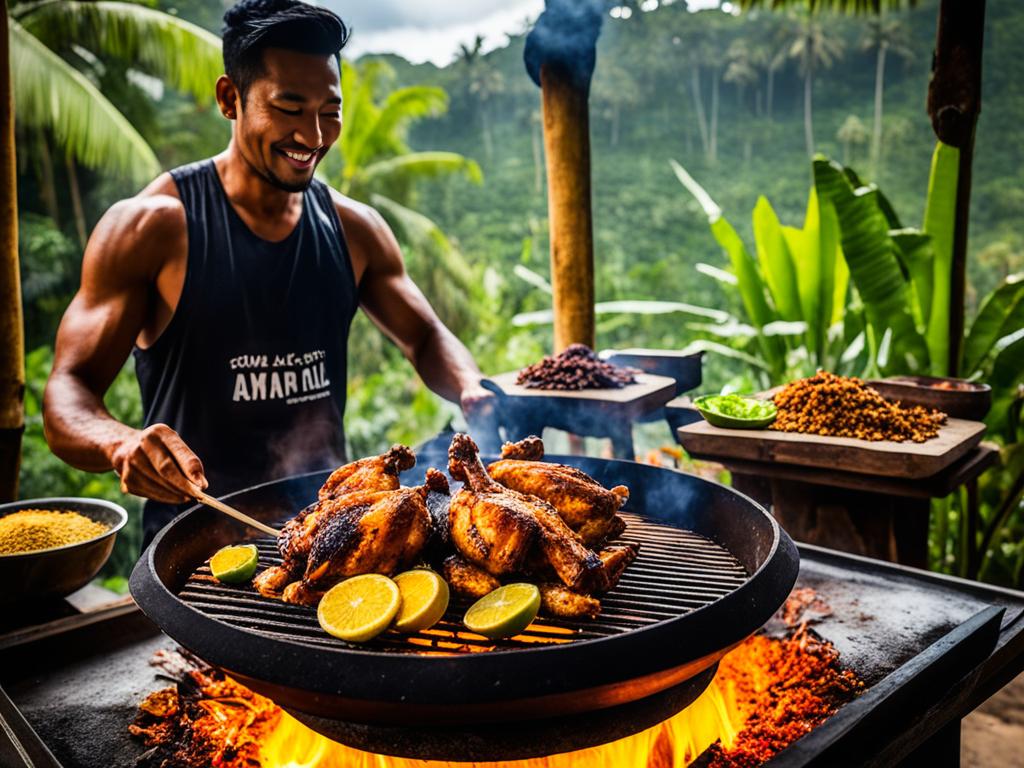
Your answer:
516;344;640;390
0;509;109;554
771;371;946;442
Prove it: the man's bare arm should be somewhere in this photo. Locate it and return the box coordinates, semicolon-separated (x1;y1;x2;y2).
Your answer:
339;200;493;413
43;195;207;503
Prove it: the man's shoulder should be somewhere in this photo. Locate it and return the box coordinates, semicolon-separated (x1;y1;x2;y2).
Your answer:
319;183;387;239
100;173;186;244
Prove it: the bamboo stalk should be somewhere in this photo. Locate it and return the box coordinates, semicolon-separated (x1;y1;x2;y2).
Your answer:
0;0;25;503
540;62;595;353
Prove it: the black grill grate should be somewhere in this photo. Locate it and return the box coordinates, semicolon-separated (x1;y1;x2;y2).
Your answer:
178;511;749;655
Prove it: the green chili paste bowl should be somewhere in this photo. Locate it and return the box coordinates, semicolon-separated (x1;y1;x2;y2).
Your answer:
693;394;777;429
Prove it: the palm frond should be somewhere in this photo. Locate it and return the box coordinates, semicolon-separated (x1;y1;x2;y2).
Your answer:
18;1;222;102
10;19;160;183
356;152;482;189
346;86;448;171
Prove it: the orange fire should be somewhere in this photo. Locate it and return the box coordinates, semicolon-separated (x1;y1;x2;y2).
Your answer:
132;624;862;768
260;676;741;768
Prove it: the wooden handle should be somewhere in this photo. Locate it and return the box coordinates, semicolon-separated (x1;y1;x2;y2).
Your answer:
192;488;280;537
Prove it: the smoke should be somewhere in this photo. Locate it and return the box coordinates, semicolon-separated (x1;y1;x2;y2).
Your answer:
524;0;604;93
265;410;347;482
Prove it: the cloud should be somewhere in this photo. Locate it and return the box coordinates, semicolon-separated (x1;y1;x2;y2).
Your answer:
332;0;543;66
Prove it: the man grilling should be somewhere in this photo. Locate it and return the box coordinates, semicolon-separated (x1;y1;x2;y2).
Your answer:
42;0;494;546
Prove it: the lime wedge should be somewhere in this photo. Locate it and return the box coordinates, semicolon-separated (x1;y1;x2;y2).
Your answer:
464;583;541;639
393;569;450;633
317;574;401;643
209;544;259;584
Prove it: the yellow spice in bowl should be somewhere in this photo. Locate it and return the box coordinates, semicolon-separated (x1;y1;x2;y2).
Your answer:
0;509;109;554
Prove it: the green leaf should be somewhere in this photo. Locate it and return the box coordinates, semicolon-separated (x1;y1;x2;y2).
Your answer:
696;262;738;286
513;265;552;294
963;273;1024;376
752;197;801;320
922;141;960;375
890;228;934;329
813;156;929;374
512;300;729;327
992;333;1024;389
678;340;771;371
19;1;222;103
10;19;160;183
357;152;482;188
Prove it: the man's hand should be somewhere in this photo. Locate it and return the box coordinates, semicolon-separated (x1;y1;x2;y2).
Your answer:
107;424;208;503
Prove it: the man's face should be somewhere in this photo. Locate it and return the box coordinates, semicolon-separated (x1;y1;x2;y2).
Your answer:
232;48;342;192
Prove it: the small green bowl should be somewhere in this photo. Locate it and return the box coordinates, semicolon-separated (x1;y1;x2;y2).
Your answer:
693;395;777;429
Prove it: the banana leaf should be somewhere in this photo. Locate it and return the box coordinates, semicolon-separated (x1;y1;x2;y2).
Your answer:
890;228;934;330
813;157;929;374
753;197;801;321
922;142;960;375
963;273;1024;376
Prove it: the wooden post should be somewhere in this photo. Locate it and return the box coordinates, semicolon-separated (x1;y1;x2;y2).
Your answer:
0;0;25;502
927;0;985;376
540;63;595;353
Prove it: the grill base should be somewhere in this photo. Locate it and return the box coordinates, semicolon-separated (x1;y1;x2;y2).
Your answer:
286;664;719;761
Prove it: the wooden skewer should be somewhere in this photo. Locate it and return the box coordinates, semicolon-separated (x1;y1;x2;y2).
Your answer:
192;488;281;537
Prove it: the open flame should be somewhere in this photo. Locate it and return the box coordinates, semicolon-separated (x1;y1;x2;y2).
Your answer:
132;624;861;768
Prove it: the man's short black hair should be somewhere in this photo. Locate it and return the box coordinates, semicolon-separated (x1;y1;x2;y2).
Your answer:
222;0;350;101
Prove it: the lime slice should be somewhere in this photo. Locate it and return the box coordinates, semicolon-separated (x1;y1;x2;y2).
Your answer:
209;544;259;584
317;574;401;643
464;583;541;639
393;569;450;633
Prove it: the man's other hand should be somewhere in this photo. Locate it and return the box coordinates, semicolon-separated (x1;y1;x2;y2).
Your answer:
108;424;208;503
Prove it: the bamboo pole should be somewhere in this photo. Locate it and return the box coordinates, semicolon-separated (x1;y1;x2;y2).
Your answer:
927;0;985;376
0;0;26;503
540;62;595;353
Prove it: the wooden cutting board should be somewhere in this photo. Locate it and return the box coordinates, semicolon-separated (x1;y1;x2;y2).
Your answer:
486;371;676;418
676;417;987;479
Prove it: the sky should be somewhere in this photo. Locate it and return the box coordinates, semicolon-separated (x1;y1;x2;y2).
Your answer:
322;0;723;67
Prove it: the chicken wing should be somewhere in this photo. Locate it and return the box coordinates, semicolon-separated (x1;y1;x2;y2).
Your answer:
488;436;630;548
318;444;415;500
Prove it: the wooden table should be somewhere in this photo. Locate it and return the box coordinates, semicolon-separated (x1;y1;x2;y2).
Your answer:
675;415;997;572
483;372;676;459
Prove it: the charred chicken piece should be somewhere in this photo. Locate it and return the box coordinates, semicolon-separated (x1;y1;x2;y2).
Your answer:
538;583;601;619
441;554;501;599
449;433;607;593
488;436;631;548
254;469;448;605
318;444;416;501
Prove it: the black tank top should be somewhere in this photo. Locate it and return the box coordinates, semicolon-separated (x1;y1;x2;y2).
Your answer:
134;159;357;521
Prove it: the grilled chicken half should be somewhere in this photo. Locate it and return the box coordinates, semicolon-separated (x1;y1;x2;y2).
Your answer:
254;448;447;605
488;436;630;548
448;433;636;596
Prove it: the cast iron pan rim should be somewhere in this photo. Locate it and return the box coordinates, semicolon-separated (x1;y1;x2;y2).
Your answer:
140;459;788;662
131;460;799;704
0;497;128;559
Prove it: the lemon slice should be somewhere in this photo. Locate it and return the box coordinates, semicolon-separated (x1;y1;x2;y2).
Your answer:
393;569;450;633
464;583;541;639
209;544;259;584
317;574;401;643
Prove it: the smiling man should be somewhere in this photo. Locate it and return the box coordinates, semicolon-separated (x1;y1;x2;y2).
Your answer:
42;0;493;546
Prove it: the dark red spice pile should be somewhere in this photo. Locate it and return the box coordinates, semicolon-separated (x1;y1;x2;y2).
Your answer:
516;344;640;390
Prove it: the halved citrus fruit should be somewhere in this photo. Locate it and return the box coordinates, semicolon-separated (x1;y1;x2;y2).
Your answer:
317;574;401;643
209;544;259;584
393;569;450;633
464;583;541;639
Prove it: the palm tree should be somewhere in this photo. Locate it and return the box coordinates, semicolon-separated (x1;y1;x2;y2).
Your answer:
836;114;869;164
779;11;844;157
861;15;912;175
2;0;219;499
9;1;220;185
331;59;483;334
455;36;505;162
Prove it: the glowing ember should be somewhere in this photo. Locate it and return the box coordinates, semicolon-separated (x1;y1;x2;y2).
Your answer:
130;620;862;768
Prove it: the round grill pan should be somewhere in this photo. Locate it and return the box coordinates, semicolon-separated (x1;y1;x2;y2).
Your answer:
130;453;798;739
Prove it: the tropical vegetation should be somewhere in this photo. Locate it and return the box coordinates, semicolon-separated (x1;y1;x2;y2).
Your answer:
9;0;1024;588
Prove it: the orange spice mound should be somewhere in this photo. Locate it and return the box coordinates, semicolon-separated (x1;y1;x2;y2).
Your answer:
129;650;280;767
771;371;946;442
703;627;865;767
